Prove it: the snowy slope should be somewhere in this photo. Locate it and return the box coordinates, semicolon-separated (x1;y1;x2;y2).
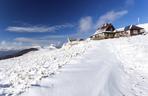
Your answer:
109;35;148;96
20;35;148;96
0;41;90;96
1;23;148;96
21;41;128;96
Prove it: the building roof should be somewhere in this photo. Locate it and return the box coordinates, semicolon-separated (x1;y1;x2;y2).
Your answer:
97;23;115;32
124;25;144;31
102;31;116;34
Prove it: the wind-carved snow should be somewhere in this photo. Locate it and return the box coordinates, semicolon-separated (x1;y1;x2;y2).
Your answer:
0;41;91;96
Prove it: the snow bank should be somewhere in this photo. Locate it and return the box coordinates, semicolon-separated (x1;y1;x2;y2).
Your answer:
0;41;90;96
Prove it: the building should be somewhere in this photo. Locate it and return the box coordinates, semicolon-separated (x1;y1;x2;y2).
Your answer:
97;23;115;32
67;37;84;42
90;23;145;40
124;25;144;36
90;23;116;40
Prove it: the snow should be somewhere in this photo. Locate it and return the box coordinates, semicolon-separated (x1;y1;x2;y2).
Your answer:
20;35;148;96
109;36;148;95
21;41;126;96
1;23;148;96
0;41;90;96
115;27;124;31
138;23;148;32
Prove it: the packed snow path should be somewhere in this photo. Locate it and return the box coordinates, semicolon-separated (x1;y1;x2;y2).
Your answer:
21;42;127;96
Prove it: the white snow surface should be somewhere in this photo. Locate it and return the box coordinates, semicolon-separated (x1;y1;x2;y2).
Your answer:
1;23;148;96
137;23;148;32
20;35;148;96
0;41;90;96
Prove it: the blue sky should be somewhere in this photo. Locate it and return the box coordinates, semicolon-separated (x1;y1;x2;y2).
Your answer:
0;0;148;47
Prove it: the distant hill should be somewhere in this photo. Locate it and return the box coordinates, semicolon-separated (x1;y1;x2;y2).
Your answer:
0;48;38;60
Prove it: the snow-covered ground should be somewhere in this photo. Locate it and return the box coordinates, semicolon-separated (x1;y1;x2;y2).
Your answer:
0;41;90;96
1;35;148;96
110;35;148;96
0;23;148;96
20;35;148;96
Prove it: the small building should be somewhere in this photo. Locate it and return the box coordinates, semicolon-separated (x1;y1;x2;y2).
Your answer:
114;29;129;38
124;25;144;36
96;23;115;33
90;33;105;40
67;37;84;42
90;23;116;40
102;31;117;39
90;23;145;40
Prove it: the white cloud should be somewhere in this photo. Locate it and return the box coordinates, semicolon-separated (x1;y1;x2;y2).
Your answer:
0;36;66;49
42;35;68;40
78;16;93;33
15;37;49;46
1;41;6;45
15;36;66;47
15;37;37;43
0;40;23;50
96;10;128;27
6;24;74;33
77;10;128;35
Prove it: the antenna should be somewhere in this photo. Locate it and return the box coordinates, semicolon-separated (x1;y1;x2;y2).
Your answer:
138;17;140;24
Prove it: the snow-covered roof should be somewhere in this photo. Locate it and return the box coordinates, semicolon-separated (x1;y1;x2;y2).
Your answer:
97;23;115;31
124;25;144;31
115;27;124;32
137;23;148;32
94;23;115;35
